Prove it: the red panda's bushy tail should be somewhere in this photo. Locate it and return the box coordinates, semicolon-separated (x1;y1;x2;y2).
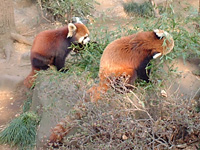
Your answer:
47;102;88;148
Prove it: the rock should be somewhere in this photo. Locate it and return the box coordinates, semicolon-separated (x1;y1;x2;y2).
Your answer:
166;58;200;99
30;74;85;148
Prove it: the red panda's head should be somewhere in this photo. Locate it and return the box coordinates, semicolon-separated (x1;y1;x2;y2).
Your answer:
67;23;90;44
152;29;174;58
130;29;174;59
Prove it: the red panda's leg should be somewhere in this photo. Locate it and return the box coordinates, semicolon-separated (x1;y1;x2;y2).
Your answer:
24;68;39;88
125;69;137;85
32;53;52;70
54;55;66;71
136;55;152;82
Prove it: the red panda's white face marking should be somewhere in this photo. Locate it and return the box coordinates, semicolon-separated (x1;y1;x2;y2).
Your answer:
78;33;90;44
153;53;162;59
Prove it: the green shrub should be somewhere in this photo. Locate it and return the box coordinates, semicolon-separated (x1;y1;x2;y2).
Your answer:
40;0;98;22
123;1;154;18
0;112;40;150
65;25;128;79
65;42;104;79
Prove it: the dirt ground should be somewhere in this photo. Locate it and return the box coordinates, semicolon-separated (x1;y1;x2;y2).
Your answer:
0;0;199;149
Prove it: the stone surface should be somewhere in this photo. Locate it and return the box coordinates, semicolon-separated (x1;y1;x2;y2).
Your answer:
30;75;85;148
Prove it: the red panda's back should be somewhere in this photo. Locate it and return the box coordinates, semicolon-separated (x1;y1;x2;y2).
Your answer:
31;27;68;56
100;34;136;72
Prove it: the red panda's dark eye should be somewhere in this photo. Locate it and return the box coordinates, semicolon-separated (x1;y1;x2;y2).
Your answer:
155;33;163;39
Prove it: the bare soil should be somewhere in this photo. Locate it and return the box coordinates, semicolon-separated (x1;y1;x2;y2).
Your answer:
0;0;58;126
0;0;199;149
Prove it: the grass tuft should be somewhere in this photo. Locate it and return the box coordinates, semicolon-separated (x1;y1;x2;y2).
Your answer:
0;112;40;149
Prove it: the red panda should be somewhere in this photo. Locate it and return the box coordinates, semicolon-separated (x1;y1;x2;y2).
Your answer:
88;29;174;102
24;23;90;88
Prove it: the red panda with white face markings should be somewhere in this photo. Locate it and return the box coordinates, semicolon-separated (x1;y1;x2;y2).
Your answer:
24;23;90;88
88;29;174;102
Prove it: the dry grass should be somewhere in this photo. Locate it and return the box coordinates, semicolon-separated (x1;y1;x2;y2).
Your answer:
43;73;200;150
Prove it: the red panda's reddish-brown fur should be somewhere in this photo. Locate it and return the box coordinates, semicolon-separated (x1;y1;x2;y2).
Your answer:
88;29;174;102
24;23;90;88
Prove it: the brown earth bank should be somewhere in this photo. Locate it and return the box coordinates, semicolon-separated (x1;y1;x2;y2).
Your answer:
0;0;199;149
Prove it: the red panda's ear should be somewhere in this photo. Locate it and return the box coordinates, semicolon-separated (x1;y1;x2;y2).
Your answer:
154;29;165;39
67;23;77;38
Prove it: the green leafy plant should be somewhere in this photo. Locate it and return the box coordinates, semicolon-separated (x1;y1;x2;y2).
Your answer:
0;112;40;150
40;0;98;22
65;26;127;79
123;1;154;18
